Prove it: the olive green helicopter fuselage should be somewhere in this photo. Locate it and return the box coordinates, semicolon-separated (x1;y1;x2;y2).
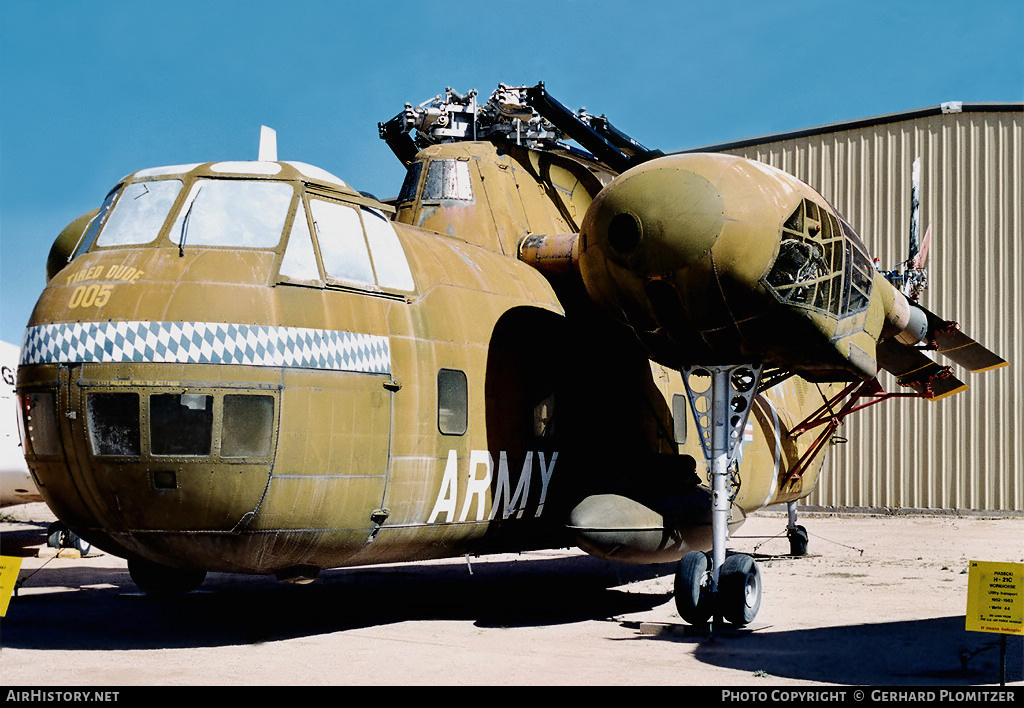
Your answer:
19;87;1002;612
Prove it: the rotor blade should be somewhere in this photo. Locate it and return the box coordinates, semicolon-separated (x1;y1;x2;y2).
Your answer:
910;223;931;270
917;304;1009;373
877;338;968;401
908;158;921;264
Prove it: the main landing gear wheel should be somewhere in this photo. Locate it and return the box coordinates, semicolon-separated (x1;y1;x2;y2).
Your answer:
718;553;762;626
46;522;91;555
674;551;713;625
128;557;207;595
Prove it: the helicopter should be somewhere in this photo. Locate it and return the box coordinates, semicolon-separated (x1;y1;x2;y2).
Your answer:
15;83;1005;627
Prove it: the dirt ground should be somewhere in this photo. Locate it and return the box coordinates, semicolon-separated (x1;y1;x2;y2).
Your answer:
1;502;1021;687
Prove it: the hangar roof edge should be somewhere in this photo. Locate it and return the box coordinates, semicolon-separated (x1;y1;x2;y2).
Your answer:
679;102;1024;154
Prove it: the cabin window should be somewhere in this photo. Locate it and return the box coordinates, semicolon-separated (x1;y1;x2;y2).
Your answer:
169;179;294;249
362;208;415;291
86;392;141;456
422;160;472;201
310;198;376;288
20;392;60;457
279;199;322;285
437;368;468;435
221;394;275;458
672;394;688;445
150;393;213;456
96;180;183;247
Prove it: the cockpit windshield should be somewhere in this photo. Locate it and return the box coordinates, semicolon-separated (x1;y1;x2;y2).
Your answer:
92;177;295;251
96;180;184;247
169;179;294;248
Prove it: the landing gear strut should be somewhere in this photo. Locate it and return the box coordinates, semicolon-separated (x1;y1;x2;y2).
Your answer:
676;364;764;627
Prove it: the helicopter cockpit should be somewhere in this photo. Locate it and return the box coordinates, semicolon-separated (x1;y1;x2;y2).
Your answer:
59;160;415;296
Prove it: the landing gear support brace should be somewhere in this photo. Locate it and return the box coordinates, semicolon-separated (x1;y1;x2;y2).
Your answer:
679;364;763;627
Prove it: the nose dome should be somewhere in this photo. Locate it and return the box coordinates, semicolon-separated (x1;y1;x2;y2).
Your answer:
582;162;726;274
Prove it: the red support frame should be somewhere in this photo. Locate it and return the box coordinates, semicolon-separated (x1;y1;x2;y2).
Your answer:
782;378;923;484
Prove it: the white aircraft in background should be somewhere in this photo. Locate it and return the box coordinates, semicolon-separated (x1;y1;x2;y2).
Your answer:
2;340;91;554
0;340;42;507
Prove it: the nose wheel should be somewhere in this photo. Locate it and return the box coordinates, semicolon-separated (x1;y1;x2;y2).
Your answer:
718;553;762;625
674;551;713;624
674;550;762;627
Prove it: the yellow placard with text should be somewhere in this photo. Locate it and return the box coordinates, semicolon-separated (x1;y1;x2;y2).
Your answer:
965;560;1023;635
0;555;23;617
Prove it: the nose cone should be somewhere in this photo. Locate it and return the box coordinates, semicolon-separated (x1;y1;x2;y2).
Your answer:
581;159;726;275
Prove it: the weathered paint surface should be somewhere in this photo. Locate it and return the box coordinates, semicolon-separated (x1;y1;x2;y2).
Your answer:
18;152;856;575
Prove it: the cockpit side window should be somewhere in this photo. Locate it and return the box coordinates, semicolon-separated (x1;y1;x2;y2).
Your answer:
169;179;294;249
278;197;323;285
309;198;376;288
96;180;183;247
362;208;415;291
74;186;121;258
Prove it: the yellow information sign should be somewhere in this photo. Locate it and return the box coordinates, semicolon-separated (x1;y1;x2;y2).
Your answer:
965;560;1024;635
0;555;24;617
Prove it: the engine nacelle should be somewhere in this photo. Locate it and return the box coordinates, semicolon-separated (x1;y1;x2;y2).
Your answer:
47;209;99;282
577;153;889;381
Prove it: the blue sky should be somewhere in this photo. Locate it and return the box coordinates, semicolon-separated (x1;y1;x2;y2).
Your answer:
2;0;1021;344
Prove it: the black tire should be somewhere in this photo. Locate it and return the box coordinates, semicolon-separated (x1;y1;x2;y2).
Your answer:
46;522;63;549
787;524;809;556
64;530;91;556
128;557;206;595
719;553;761;626
45;523;91;555
674;551;713;625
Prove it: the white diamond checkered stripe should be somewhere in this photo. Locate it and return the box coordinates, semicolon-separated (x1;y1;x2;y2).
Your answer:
20;322;390;374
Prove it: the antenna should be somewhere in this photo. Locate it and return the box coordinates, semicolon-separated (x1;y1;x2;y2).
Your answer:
258;126;277;161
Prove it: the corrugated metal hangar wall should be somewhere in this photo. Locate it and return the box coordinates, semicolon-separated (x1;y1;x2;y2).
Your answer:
700;104;1023;513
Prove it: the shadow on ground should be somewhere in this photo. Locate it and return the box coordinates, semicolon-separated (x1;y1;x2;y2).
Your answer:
4;553;674;651
624;615;1023;686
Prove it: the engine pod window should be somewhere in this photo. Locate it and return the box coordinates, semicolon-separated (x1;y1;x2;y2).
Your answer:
397;162;423;203
150;393;213;456
422;160;472;201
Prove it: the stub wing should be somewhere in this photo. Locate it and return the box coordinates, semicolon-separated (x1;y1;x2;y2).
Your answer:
918;304;1008;373
876;338;968;401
